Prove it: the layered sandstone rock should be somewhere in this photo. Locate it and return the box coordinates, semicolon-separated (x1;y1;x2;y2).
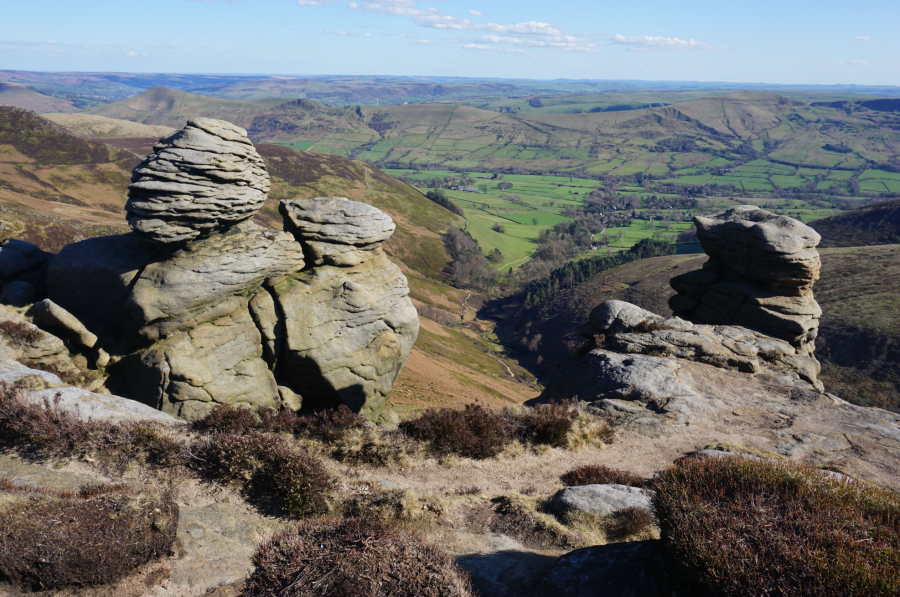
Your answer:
126;118;270;245
669;206;821;356
45;195;415;421
274;198;418;421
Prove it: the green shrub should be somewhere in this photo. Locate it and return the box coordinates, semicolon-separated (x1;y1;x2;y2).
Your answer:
400;404;515;459
653;455;900;597
243;517;474;597
0;479;177;590
560;464;646;488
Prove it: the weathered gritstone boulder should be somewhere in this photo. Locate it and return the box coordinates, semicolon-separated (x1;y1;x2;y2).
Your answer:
0;305;79;377
536;299;900;481
126;118;270;245
280;197;396;267
275;198;418;422
0;239;53;300
45;187;416;421
669;206;821;356
551;484;653;518
580;300;823;390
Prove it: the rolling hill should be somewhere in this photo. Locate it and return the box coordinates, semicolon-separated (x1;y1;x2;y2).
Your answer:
0;82;77;113
88;87;900;177
42;113;176;139
810;197;900;247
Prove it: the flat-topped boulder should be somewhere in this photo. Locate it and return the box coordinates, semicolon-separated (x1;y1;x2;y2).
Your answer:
669;206;821;355
126;118;270;245
280;197;395;266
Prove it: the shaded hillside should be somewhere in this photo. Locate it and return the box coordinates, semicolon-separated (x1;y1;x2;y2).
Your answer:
87;88;900;174
497;246;900;413
0;82;76;113
810;197;900;247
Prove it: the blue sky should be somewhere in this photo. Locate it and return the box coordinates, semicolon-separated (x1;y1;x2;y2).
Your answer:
1;0;898;85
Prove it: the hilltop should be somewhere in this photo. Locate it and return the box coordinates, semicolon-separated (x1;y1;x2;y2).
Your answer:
0;82;77;113
810;197;900;247
42;113;176;139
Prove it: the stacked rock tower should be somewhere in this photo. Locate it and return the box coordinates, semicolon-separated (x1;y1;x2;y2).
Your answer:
669;206;821;356
126;118;270;245
42;118;418;422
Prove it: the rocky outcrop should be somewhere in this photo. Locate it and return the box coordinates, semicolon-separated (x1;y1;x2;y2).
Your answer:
579;300;822;390
0;359;179;425
535;299;900;483
669;206;821;356
274;198;418;420
0;239;52;304
0;305;79;377
7;119;416;423
125;118;269;245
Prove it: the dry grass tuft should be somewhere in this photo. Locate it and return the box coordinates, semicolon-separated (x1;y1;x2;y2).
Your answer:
654;455;900;597
0;479;177;590
243;517;474;597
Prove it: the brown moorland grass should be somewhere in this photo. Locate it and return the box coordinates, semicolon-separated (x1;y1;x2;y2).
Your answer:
242;516;475;597
0;479;178;590
653;455;900;597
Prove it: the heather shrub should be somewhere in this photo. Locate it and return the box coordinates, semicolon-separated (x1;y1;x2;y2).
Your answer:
634;319;676;333
0;320;43;346
400;404;515;459
560;464;645;488
193;430;333;517
243;517;474;597
0;479;177;590
606;505;655;540
510;401;579;447
654;455;900;597
193;403;259;434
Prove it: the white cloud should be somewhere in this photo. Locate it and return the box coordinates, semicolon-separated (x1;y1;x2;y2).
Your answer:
834;59;868;66
416;39;441;45
325;29;351;35
469;10;483;16
476;35;522;44
855;36;870;41
607;34;722;50
126;50;137;56
298;0;324;5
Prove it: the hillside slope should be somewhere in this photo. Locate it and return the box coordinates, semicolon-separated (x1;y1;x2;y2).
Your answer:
43;113;176;139
810;197;900;247
497;246;900;413
87;87;900;173
0;82;76;113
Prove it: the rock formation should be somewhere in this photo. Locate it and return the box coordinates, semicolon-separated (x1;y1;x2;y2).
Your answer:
125;118;269;245
669;206;821;356
24;119;418;422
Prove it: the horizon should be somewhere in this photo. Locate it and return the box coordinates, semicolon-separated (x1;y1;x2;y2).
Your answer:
2;0;898;86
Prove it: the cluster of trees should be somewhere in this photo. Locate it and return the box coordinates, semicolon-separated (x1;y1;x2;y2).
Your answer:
443;227;501;291
521;239;676;309
424;189;465;217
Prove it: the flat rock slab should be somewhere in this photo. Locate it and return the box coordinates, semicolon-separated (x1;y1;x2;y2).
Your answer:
150;502;278;596
551;484;653;517
24;386;182;425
